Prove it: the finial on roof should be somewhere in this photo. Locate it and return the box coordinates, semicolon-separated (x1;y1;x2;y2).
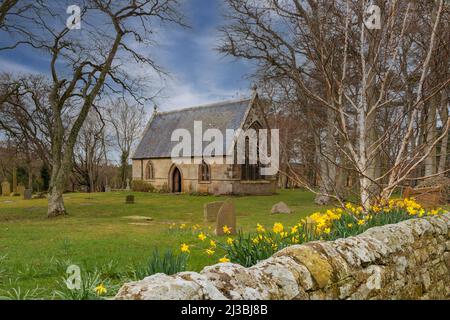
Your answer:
153;103;158;114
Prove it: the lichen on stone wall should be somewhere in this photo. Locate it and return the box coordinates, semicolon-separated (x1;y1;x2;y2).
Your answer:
115;213;450;300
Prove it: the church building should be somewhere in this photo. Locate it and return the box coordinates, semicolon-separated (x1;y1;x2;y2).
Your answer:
131;92;277;195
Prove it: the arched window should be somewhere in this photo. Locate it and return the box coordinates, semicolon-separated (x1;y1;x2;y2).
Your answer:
241;122;262;181
145;161;154;180
199;160;211;182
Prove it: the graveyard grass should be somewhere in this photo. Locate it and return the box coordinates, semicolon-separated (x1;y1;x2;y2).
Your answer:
0;190;327;298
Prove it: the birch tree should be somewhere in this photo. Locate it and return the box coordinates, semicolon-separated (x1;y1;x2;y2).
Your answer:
220;0;450;209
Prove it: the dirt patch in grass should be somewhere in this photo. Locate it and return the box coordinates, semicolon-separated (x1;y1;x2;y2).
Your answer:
123;215;154;221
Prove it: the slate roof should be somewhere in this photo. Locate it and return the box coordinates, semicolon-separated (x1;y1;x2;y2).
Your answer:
132;98;253;159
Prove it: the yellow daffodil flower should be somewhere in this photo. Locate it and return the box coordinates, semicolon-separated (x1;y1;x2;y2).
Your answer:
198;232;207;241
273;222;284;234
95;284;107;296
256;223;265;233
222;225;231;235
180;243;190;253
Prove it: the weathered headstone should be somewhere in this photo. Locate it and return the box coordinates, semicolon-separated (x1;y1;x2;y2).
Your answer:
125;195;135;204
1;180;10;197
126;179;131;191
24;189;32;200
12;167;17;193
16;184;25;196
105;185;111;193
271;201;292;214
215;199;236;235
204;201;224;222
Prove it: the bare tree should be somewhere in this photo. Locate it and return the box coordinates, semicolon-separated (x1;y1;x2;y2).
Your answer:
72;109;108;192
0;0;19;26
220;0;450;209
0;0;184;217
0;74;52;167
106;99;146;189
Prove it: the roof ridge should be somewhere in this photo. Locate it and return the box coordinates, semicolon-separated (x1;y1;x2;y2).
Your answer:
157;97;252;115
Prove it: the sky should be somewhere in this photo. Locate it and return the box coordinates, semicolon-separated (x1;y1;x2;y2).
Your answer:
0;0;256;112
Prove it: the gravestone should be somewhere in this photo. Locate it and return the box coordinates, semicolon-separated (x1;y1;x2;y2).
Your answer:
24;189;32;200
125;195;135;204
16;184;25;196
204;201;224;222
215;199;236;235
1;180;10;196
105;185;111;193
12;167;17;193
126;179;131;191
271;201;292;214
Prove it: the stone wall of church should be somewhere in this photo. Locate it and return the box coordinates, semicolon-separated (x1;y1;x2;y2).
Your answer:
115;213;450;300
132;158;276;195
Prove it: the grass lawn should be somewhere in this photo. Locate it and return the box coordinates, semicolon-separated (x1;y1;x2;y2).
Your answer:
0;189;329;298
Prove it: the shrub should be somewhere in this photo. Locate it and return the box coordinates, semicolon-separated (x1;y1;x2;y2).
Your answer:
132;180;154;192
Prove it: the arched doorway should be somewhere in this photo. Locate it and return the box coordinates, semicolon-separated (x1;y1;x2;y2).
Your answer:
171;166;182;193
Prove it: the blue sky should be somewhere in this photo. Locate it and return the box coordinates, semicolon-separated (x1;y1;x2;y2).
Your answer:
153;0;255;110
0;0;255;111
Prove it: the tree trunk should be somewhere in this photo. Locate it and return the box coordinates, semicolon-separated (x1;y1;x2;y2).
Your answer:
47;185;66;217
120;151;129;189
424;95;438;177
314;109;337;205
438;91;449;174
359;176;371;210
47;166;67;217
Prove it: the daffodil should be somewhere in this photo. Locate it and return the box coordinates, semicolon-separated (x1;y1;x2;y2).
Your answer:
210;240;216;248
226;237;234;245
219;256;230;263
256;223;265;233
95;283;107;296
206;248;215;256
273;222;284;234
180;243;190;253
222;225;231;235
198;232;207;241
291;225;298;234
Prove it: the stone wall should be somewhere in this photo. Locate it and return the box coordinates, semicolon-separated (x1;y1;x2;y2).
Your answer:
115;213;450;300
131;158;276;195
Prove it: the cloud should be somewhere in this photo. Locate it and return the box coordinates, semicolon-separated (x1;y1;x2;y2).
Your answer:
0;57;42;75
157;77;248;111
